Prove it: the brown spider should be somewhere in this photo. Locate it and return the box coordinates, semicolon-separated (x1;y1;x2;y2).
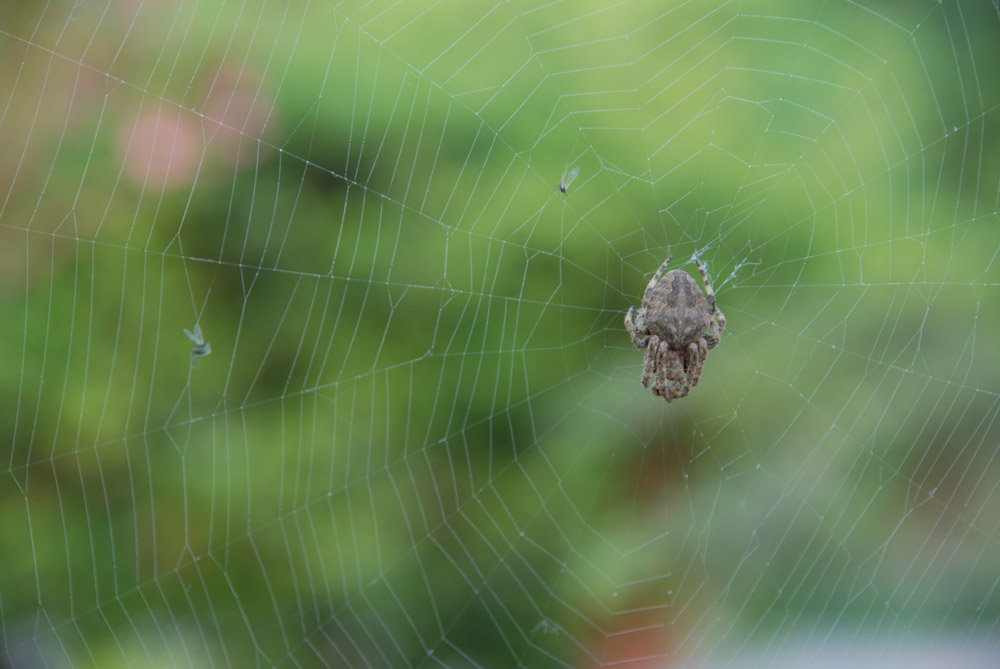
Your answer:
624;256;726;401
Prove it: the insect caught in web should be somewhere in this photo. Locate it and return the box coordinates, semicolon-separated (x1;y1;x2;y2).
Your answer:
624;256;726;401
183;323;212;368
557;165;580;194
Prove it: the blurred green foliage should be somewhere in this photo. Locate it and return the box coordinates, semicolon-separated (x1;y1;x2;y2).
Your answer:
2;0;999;666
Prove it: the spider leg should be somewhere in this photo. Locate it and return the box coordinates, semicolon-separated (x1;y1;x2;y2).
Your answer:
695;258;726;345
703;319;716;348
653;346;681;401
654;343;672;397
625;306;650;348
704;316;724;349
685;341;705;388
645;255;674;294
694;258;718;313
640;336;661;388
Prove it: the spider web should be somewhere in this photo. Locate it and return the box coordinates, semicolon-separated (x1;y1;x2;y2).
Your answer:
2;0;1000;666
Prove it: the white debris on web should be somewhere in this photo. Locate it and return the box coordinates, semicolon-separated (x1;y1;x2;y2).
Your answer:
183;323;212;368
558;164;580;193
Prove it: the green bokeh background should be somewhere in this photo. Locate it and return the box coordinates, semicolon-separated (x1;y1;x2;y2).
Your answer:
2;1;999;666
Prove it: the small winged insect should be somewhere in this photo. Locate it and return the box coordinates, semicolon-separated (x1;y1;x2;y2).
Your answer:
558;165;580;194
183;323;212;368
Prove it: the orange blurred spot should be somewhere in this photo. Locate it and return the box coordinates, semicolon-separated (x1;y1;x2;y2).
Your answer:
581;608;680;668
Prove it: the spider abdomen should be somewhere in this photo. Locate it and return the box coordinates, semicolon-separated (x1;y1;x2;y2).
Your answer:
644;270;710;346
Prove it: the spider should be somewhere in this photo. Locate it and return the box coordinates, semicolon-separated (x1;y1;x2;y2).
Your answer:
624;256;726;401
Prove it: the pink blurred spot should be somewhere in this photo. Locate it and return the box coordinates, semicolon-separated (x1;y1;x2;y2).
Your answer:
118;109;201;190
201;65;277;167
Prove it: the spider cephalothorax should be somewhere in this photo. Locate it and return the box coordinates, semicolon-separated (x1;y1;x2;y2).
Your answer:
624;256;726;401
